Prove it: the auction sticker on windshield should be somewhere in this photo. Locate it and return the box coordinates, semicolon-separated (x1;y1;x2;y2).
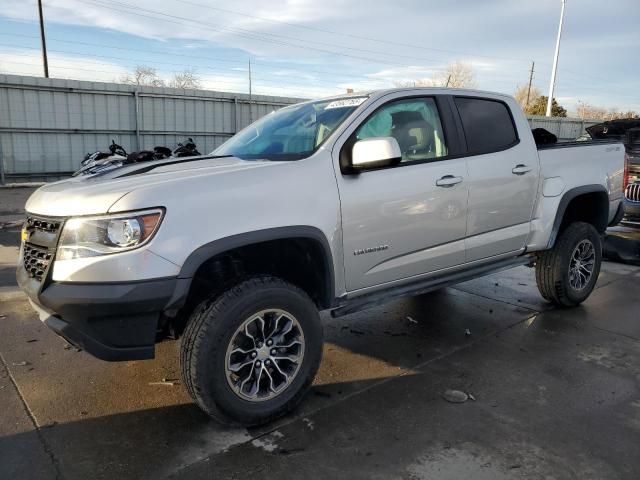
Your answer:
325;97;367;109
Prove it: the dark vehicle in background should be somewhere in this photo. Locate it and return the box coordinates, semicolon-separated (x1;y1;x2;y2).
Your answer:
585;120;640;226
622;128;640;225
585;119;640;141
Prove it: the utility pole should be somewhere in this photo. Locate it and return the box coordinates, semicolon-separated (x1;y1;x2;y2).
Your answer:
526;61;535;108
248;57;253;122
445;75;451;88
37;0;49;78
546;0;566;117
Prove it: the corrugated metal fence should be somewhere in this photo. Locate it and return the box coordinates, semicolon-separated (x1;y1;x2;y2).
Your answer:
527;115;600;141
0;74;604;183
0;74;301;183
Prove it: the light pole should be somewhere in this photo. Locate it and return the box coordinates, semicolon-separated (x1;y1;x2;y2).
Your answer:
546;0;566;117
37;0;49;78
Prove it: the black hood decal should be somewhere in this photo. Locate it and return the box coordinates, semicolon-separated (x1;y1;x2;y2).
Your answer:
115;155;234;178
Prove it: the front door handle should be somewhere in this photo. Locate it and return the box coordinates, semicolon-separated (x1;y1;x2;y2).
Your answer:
512;164;533;175
436;175;463;187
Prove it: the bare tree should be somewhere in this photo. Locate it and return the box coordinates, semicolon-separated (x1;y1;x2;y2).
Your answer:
169;69;201;89
576;101;639;120
121;66;165;87
393;62;477;89
514;84;541;109
576;102;606;120
441;62;477;88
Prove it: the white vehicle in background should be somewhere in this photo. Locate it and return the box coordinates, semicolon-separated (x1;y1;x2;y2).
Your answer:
18;88;624;425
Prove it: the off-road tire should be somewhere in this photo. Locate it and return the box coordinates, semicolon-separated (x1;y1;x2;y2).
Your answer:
180;276;323;426
535;221;602;307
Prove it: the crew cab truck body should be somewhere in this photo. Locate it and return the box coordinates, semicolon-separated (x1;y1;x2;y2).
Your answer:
18;88;624;425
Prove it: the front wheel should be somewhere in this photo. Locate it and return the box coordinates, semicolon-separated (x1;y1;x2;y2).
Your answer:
180;276;323;426
535;221;602;307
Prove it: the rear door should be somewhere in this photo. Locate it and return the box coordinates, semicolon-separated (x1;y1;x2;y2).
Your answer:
333;94;469;292
453;96;540;262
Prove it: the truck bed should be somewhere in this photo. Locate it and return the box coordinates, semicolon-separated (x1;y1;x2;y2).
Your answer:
525;139;625;251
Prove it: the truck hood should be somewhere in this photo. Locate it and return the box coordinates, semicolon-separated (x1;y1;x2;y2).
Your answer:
25;155;277;217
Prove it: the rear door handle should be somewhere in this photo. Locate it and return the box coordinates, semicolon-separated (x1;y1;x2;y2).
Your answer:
436;175;463;187
512;164;533;175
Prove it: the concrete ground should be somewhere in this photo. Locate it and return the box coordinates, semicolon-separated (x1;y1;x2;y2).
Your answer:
1;187;640;479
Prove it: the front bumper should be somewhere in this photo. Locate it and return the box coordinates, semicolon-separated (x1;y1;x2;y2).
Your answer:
17;265;189;361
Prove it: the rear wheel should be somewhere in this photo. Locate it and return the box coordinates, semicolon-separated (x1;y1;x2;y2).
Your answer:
535;221;602;307
180;276;323;426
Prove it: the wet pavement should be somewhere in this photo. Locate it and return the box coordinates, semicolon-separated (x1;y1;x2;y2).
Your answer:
1;188;640;479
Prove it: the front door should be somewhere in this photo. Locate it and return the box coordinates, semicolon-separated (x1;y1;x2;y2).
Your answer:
334;96;469;292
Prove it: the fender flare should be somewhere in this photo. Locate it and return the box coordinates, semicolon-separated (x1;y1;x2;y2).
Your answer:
547;184;609;248
172;226;336;309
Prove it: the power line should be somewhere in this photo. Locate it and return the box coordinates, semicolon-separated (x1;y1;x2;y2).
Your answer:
81;0;507;73
1;8;536;85
75;0;415;68
5;1;628;97
4;38;630;98
172;0;533;64
0;33;388;84
3;30;622;91
0;43;559;95
0;56;348;92
61;0;563;88
0;63;334;97
0;48;349;91
164;0;628;89
0;42;530;90
3;3;630;102
0;45;245;73
0;32;247;65
84;0;462;67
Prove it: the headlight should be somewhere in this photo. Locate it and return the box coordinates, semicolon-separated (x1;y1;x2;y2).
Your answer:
57;209;164;260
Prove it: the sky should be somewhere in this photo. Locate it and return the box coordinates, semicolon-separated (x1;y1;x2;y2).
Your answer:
0;0;638;113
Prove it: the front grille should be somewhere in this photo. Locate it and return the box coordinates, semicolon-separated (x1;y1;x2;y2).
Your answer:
22;215;63;283
625;183;640;203
22;243;54;282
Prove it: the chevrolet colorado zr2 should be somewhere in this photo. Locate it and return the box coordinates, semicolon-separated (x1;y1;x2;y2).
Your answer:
18;88;625;425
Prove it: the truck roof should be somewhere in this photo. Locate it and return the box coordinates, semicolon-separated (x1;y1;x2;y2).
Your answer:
313;87;513;104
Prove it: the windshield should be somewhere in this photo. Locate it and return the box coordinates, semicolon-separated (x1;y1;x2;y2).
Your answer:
212;97;367;161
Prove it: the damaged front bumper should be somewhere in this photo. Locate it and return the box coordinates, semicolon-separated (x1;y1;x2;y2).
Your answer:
17;265;189;361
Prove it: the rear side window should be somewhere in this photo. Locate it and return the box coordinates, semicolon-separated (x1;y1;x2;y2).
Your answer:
454;97;518;154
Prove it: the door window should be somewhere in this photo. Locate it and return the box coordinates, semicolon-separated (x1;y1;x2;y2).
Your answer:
454;97;518;154
355;98;448;163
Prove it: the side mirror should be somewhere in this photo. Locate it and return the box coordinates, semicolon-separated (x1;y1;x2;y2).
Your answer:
351;137;401;171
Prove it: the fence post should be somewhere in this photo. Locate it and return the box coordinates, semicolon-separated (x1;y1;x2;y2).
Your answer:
0;134;5;185
233;97;239;133
134;89;141;150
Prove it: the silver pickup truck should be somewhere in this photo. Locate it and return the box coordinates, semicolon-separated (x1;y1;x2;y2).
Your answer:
17;88;624;425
